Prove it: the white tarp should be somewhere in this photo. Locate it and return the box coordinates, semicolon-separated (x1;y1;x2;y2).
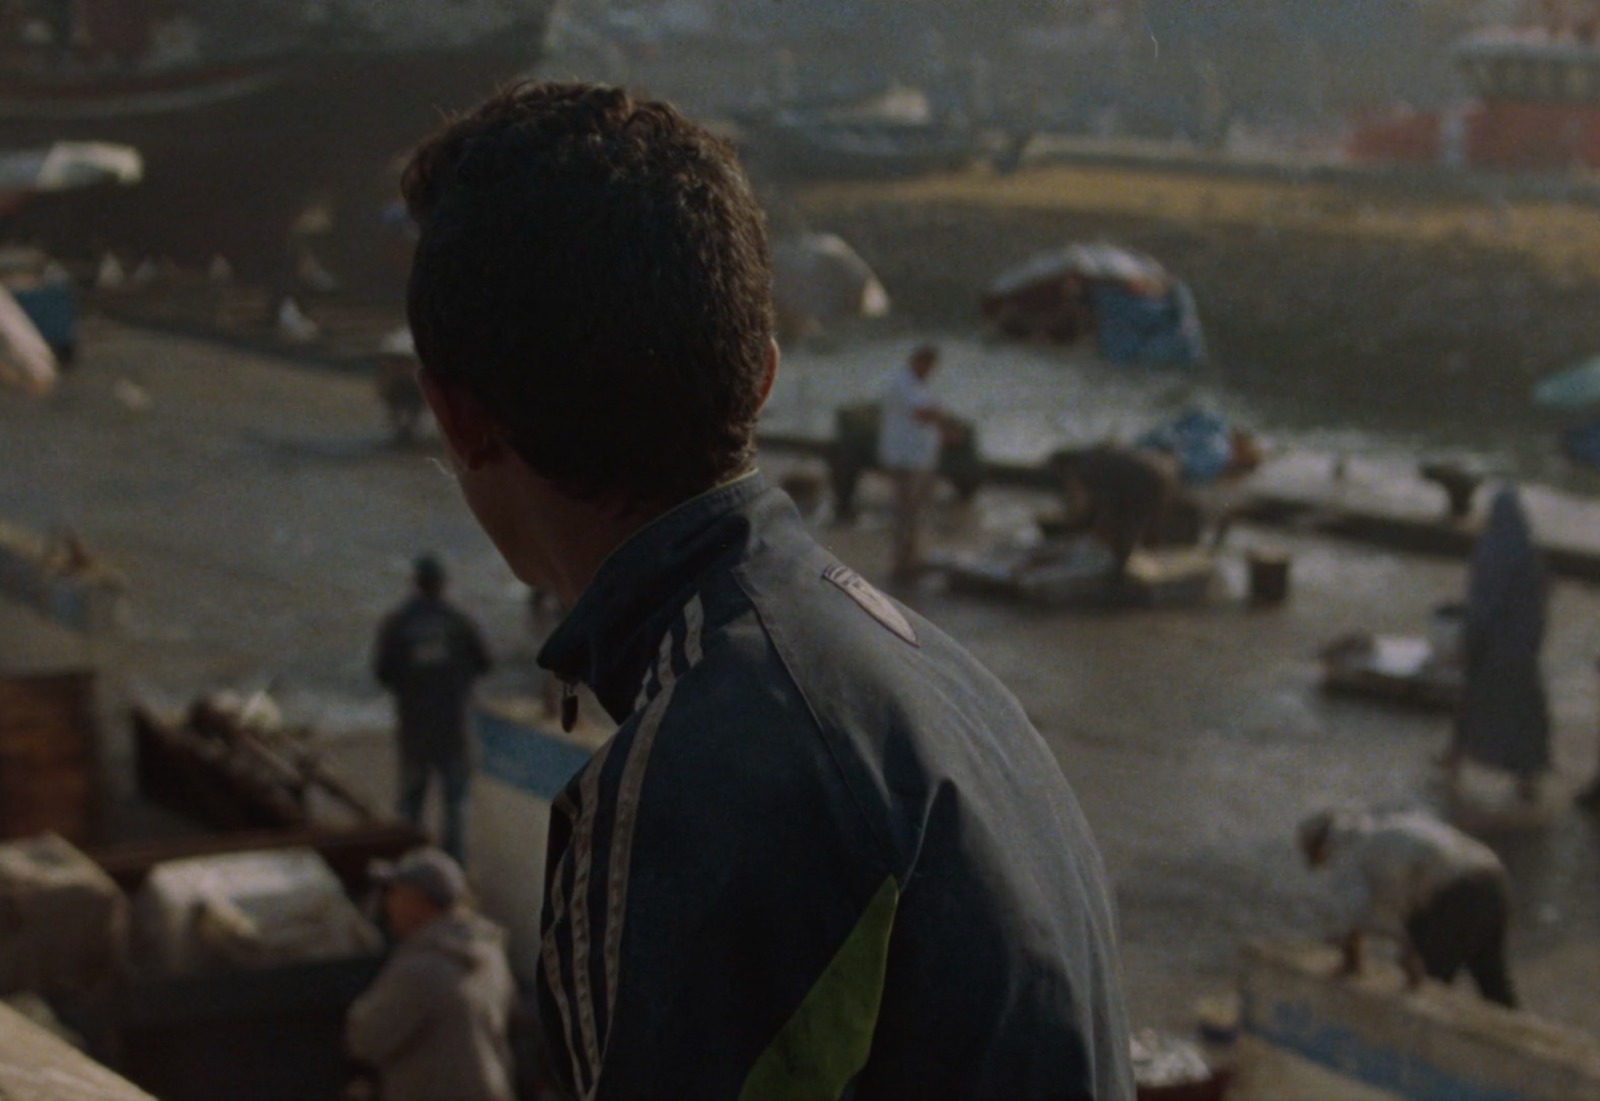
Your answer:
0;142;142;195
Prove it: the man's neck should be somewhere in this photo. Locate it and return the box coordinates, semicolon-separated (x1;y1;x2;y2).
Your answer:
521;493;669;607
532;473;759;605
557;509;665;606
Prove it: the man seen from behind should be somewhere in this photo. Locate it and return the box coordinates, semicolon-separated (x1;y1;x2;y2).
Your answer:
403;81;1132;1099
374;555;492;863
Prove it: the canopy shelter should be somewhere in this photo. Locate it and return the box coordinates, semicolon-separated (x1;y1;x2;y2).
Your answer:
982;243;1205;367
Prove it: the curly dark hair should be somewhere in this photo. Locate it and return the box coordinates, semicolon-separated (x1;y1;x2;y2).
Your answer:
402;82;774;504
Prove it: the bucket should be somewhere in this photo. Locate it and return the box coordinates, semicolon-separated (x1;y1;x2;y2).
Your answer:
1247;548;1291;604
1429;603;1467;666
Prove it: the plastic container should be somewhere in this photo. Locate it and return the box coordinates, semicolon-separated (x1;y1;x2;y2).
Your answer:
1247;547;1291;604
132;848;381;977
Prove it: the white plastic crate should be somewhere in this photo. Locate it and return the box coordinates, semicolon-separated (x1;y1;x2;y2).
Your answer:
132;847;381;976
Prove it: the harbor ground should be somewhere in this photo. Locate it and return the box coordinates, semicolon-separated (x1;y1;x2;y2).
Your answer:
5;320;1600;1045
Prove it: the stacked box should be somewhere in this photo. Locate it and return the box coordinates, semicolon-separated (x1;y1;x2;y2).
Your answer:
0;671;98;843
0;833;127;999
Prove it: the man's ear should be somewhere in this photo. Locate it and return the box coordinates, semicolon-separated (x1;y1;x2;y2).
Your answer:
757;337;780;411
419;367;501;470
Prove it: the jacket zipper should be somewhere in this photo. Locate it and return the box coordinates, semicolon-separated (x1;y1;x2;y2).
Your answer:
560;677;579;733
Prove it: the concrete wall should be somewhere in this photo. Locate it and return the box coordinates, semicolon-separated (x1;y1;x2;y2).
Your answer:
1241;940;1600;1101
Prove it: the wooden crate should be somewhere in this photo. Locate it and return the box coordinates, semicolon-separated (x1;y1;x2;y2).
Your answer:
0;669;99;844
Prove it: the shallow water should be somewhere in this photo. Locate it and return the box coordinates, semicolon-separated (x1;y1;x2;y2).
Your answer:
767;329;1600;494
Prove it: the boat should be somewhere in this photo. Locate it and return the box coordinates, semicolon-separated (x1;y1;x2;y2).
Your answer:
743;85;988;181
752;115;985;179
1452;27;1600;170
1350;9;1600;171
132;696;381;833
0;2;552;277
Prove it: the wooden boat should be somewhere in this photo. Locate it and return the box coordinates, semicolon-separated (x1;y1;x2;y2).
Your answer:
0;2;552;276
754;115;985;179
930;539;1216;608
0;58;286;123
132;699;379;833
745;85;987;181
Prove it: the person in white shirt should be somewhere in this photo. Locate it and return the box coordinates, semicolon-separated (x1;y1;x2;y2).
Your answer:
878;344;956;583
1297;807;1516;1007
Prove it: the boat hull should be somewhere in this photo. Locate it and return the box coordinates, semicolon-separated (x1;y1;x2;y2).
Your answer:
1;34;545;277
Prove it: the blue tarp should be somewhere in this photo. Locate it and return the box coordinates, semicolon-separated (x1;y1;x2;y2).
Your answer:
1138;408;1234;483
1092;280;1206;368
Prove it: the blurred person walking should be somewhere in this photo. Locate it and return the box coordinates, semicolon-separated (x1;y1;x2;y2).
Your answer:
878;343;958;584
347;847;516;1101
374;555;492;862
1443;486;1550;802
1298;808;1516;1007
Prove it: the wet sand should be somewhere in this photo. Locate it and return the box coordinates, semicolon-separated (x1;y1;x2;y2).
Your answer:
5;319;1600;1041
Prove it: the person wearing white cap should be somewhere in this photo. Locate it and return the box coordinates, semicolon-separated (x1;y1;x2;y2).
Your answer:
1297;808;1516;1007
346;847;516;1101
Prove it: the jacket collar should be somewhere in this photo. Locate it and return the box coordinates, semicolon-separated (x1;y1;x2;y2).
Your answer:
538;470;770;723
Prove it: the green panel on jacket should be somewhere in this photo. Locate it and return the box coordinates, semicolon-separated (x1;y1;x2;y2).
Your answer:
739;875;900;1100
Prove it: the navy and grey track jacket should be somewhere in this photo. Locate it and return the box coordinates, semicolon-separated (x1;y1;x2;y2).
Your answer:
536;472;1132;1100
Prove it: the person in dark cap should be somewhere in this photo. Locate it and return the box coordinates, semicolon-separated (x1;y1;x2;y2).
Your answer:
347;847;516;1101
1298;807;1516;1007
373;555;492;862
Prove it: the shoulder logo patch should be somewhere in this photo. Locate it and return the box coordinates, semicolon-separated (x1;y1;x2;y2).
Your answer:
822;563;918;646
